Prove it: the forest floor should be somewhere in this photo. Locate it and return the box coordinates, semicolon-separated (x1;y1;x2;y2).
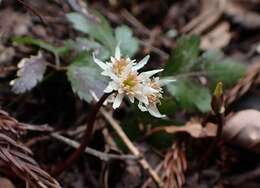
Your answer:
1;0;260;188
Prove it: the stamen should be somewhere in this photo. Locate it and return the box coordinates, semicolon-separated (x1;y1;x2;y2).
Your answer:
122;72;139;95
146;79;163;105
112;59;129;75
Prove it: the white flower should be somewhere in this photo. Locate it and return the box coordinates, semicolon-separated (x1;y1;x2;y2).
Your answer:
93;45;149;80
93;45;165;118
138;77;166;118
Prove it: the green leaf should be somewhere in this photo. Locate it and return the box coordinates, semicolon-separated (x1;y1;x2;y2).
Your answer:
115;25;139;57
65;37;110;60
66;12;116;52
67;53;108;103
163;35;200;76
166;80;211;112
66;13;89;33
201;49;224;63
12;36;69;56
205;58;246;89
159;97;177;115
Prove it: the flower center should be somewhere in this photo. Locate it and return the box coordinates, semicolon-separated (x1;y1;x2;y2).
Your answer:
146;79;163;105
122;72;139;95
112;59;129;75
147;94;159;104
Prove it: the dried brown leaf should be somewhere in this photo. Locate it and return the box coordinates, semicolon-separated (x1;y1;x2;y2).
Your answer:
224;1;260;29
201;22;232;50
181;0;225;35
151;119;217;138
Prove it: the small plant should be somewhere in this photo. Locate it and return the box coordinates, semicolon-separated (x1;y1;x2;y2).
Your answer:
93;45;165;118
53;45;167;175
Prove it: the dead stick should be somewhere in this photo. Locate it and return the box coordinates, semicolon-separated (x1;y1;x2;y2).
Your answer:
15;0;47;25
51;133;139;161
100;109;164;187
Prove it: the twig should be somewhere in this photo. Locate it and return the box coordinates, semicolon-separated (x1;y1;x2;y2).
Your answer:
25;135;50;147
51;133;139;162
20;123;53;132
121;9;150;35
100;109;164;187
52;93;111;176
15;0;47;25
181;0;226;35
121;9;172;55
138;40;169;60
141;162;164;188
45;62;67;71
102;127;118;149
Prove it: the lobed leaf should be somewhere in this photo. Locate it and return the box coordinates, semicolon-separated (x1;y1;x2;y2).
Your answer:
205;58;246;89
115;25;139;58
66;12;116;53
67;53;108;102
163;36;200;76
166;79;211;113
10;52;47;94
65;37;110;60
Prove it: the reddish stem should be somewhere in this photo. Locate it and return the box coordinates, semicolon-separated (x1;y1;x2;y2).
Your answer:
199;112;224;168
52;93;111;176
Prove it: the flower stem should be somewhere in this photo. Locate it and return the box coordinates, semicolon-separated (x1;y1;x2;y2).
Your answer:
52;92;111;176
199;112;224;168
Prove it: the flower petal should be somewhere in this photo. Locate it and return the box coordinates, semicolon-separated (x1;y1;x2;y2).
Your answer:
104;82;114;93
133;55;150;71
138;102;147;112
128;95;135;103
93;54;107;70
113;93;124;109
147;105;166;118
115;44;121;60
159;78;176;86
139;69;164;79
111;56;116;63
136;94;149;105
143;86;159;94
90;90;99;102
101;69;120;82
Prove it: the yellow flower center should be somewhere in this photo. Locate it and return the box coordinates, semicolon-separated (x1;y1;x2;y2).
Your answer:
122;72;139;95
112;59;129;75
